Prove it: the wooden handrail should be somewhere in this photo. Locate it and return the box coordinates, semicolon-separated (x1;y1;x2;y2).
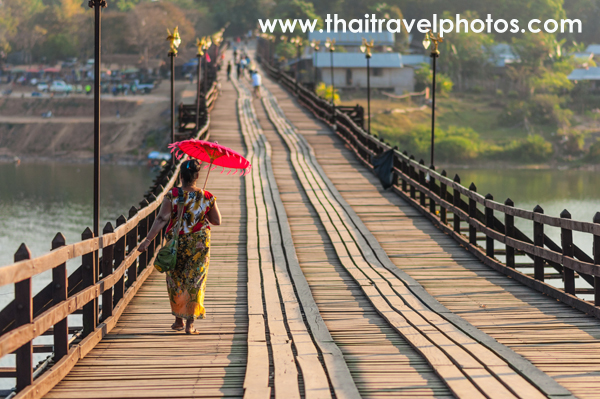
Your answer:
258;50;600;319
0;76;219;398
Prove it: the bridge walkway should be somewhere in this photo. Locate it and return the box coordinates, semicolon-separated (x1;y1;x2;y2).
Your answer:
259;69;600;399
38;49;596;399
44;67;248;399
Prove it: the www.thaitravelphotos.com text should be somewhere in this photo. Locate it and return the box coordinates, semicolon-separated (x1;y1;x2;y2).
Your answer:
258;14;583;36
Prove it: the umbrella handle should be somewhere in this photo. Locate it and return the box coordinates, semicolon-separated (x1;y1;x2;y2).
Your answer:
202;159;214;191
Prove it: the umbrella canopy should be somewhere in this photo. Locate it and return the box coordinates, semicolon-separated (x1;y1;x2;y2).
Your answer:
168;139;251;177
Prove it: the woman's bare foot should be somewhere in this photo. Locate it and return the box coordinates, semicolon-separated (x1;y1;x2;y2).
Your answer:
185;318;199;335
171;317;184;331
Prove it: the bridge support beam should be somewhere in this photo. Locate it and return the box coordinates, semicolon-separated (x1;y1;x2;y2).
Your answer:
561;210;575;295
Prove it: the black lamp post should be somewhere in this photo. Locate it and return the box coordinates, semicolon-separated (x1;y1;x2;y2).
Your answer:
310;39;320;89
291;36;303;93
167;27;181;165
325;38;336;124
89;0;106;241
195;37;205;130
360;38;374;135
423;30;442;168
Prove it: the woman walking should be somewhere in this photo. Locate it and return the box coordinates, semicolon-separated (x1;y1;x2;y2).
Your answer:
139;159;221;334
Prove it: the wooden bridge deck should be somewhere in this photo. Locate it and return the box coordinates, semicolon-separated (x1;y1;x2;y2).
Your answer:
40;50;600;399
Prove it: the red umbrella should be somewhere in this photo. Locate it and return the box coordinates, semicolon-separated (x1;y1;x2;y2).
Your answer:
168;139;251;189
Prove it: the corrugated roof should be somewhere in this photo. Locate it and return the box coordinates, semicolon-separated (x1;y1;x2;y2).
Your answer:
568;67;600;81
402;54;429;66
308;31;394;46
313;52;403;68
585;44;600;54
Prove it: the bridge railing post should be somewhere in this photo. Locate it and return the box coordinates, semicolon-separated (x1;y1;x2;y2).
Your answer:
51;233;68;361
560;210;575;295
14;244;32;392
418;160;426;207
428;165;436;215
440;170;447;224
505;198;515;268
101;222;115;321
138;199;150;272
148;194;158;262
82;227;97;338
485;194;494;257
468;183;477;245
127;206;139;287
453;174;461;234
533;205;545;282
401;151;408;192
594;212;600;306
409;156;416;200
114;215;127;304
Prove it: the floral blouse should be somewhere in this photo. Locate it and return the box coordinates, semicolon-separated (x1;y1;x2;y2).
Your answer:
165;188;216;235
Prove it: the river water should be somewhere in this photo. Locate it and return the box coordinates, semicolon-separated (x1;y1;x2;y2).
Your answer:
0;162;156;389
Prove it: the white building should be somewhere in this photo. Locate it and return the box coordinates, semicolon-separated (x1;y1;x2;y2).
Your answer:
313;51;414;94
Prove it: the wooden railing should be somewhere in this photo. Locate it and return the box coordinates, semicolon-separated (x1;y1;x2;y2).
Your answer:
259;56;600;320
0;82;218;399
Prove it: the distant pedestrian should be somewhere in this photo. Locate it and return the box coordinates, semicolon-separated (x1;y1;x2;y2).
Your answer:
116;109;120;119
252;71;262;99
226;61;232;81
236;62;242;80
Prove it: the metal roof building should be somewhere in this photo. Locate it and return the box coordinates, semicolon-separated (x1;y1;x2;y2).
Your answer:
308;31;395;47
567;67;600;81
313;52;402;68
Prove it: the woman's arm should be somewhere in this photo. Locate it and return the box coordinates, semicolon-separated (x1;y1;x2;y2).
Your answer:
139;198;172;252
206;201;221;226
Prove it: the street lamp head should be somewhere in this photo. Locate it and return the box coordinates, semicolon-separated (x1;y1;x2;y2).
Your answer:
361;38;373;58
325;38;335;52
310;39;320;51
423;30;442;55
196;37;205;57
167;26;181;55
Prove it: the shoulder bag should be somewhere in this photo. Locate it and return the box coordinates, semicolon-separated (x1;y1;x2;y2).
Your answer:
154;187;185;273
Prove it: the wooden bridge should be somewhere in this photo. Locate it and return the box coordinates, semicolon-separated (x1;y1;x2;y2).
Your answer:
2;46;600;399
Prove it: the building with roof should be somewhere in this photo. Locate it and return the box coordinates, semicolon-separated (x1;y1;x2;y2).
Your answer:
308;31;395;52
568;67;600;88
313;52;414;94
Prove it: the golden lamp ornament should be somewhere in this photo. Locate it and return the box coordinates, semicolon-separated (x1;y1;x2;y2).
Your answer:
360;38;374;58
167;26;182;55
423;30;443;55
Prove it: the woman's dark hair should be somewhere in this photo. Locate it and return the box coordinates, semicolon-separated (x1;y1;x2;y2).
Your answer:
181;159;200;184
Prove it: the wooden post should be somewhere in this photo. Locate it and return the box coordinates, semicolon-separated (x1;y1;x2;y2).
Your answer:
139;199;150;272
127;206;139;286
505;198;515;268
468;183;477;245
114;215;127;305
14;244;32;392
593;212;600;306
409;156;416;199
51;233;68;361
101;222;114;321
561;209;575;295
453;174;461;234
440;170;447;224
82;227;97;337
429;165;436;215
485;194;494;257
401;151;408;192
148;194;158;261
419;159;426;207
533;205;545;282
